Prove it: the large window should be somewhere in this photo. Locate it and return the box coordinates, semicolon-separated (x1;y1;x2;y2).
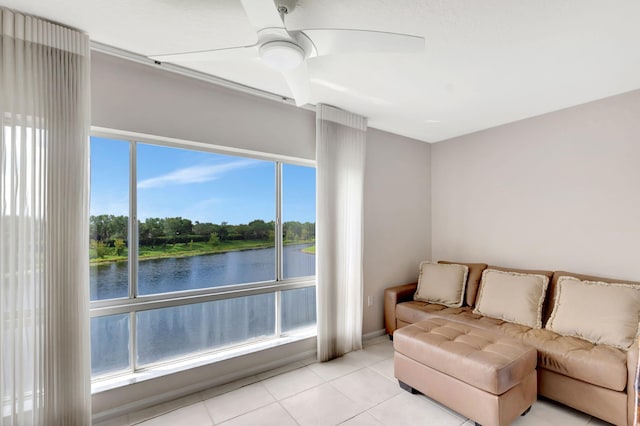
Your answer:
89;135;316;379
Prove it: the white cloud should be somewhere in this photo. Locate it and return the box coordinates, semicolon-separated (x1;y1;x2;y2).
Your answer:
137;160;254;189
90;196;129;217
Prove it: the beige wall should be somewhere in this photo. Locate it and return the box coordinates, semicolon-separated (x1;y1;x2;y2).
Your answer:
431;89;640;280
363;129;431;334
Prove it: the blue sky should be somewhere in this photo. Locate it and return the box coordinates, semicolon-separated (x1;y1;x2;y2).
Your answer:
90;137;316;224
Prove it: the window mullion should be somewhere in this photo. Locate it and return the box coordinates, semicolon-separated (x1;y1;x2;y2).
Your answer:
129;141;138;299
275;162;283;337
129;311;136;375
275;290;282;337
129;141;138;373
275;161;283;282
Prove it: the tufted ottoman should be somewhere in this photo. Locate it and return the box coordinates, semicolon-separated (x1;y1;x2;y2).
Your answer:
393;317;537;426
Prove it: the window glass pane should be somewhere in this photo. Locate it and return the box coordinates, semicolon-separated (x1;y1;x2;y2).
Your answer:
282;164;316;279
91;314;130;376
89;137;129;300
136;294;276;365
136;144;276;295
89;137;320;380
281;287;317;333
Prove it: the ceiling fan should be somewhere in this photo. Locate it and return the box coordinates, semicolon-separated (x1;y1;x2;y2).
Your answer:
150;0;425;106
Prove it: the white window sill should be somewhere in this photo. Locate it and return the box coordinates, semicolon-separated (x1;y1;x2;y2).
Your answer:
91;327;317;395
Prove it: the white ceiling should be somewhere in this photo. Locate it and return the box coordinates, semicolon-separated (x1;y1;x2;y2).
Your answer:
4;0;640;142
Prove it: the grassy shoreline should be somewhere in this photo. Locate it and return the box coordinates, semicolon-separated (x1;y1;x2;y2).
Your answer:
90;240;315;266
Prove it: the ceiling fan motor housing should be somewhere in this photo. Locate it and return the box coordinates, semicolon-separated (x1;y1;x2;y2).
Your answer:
259;40;305;71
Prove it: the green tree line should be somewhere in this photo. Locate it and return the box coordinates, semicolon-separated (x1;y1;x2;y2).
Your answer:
90;215;315;248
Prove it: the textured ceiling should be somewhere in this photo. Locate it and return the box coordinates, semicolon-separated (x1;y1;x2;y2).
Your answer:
3;0;640;142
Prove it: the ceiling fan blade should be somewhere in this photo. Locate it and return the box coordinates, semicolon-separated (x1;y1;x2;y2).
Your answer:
282;60;311;106
150;44;260;63
300;29;425;57
240;0;285;30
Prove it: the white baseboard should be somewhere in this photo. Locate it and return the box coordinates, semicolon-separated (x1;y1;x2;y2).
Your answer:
363;329;387;341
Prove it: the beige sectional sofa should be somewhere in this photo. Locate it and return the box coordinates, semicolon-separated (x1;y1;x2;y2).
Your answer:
384;261;640;426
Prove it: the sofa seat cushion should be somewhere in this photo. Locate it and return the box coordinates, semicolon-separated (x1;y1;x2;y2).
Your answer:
502;327;628;392
395;302;629;392
395;301;468;325
433;308;520;329
394;317;536;395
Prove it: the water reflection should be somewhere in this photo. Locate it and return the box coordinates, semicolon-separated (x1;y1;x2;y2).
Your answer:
90;244;316;376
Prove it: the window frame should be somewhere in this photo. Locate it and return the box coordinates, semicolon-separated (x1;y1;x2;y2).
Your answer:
89;128;316;380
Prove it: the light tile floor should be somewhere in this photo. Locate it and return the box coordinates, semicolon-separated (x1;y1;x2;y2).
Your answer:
96;336;614;426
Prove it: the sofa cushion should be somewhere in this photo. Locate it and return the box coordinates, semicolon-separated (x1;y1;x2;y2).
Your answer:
546;276;640;349
473;269;549;328
396;301;468;326
487;265;554;279
407;307;628;392
526;329;628;392
545;270;640;324
414;262;469;307
438;261;488;307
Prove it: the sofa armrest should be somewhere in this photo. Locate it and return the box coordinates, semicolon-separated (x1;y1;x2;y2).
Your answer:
384;283;417;336
627;338;639;426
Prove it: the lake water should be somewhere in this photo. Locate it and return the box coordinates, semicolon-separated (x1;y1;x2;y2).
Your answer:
90;244;316;376
90;243;315;300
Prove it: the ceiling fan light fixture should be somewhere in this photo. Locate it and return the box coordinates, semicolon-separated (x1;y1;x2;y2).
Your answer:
259;40;304;71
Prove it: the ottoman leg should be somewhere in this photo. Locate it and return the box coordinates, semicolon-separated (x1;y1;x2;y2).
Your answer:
398;380;419;394
521;406;532;416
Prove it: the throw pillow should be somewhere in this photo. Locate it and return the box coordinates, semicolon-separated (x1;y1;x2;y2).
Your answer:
546;276;640;349
414;262;469;308
438;261;488;307
473;269;549;328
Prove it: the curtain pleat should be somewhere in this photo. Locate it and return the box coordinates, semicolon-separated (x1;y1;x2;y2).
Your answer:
0;7;91;425
315;104;367;362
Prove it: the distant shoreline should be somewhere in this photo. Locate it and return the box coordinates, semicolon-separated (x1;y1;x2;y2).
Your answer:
90;240;315;266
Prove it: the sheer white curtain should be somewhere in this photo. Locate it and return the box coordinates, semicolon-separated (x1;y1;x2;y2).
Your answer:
0;8;91;425
315;104;367;362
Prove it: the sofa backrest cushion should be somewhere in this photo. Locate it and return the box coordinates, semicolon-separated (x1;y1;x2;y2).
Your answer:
414;262;469;307
486;265;554;281
546;271;640;324
438;261;488;306
473;269;549;328
546;276;640;349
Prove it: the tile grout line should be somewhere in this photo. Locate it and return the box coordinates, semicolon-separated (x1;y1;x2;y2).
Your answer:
364;363;397;383
193;387;216;426
129;395;206;426
357;382;411;426
275;400;301;426
217;371;318;425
